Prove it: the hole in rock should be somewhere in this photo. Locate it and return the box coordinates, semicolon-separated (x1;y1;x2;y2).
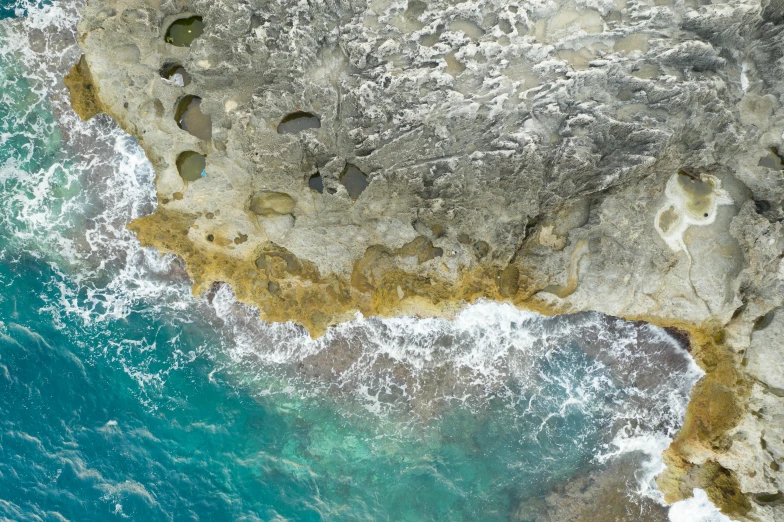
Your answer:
206;234;214;242
754;200;771;213
250;13;263;31
753;310;776;331
473;240;489;259
449;19;485;40
419;31;441;47
250;192;295;216
176;151;207;182
140;98;165;118
165;16;204;47
444;52;466;77
400;237;444;264
254;255;267;269
340;163;368;201
405;0;427;19
277;112;321;134
419;243;443;263
160;63;191;87
758;147;784;169
754;491;783;506
175;95;212;141
499;19;512;34
308;173;324;193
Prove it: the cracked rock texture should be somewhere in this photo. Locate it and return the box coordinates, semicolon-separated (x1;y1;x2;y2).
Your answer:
70;0;784;518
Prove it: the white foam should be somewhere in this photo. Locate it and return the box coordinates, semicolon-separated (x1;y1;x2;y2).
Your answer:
741;62;749;92
669;489;737;522
0;3;707;518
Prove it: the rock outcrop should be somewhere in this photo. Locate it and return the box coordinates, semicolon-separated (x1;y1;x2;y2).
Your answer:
68;0;784;518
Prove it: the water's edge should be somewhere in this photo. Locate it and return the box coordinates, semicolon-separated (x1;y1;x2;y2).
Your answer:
0;3;733;521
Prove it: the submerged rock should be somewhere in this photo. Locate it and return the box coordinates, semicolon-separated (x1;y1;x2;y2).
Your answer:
69;0;784;518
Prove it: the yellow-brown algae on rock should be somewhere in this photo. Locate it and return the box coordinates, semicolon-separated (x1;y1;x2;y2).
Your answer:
64;55;104;121
73;0;784;517
653;325;753;515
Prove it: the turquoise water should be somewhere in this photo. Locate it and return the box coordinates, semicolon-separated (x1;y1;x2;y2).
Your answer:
0;4;701;521
0;0;45;20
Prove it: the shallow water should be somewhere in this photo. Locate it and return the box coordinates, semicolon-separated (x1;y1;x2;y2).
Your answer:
277;111;321;134
176;150;206;182
308;172;324;193
165;16;204;48
0;2;720;521
176;95;212;142
340;163;368;200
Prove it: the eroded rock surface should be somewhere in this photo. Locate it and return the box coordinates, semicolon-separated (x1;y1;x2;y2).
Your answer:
70;0;784;518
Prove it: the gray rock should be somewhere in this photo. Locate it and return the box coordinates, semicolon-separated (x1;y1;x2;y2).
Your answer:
71;0;784;518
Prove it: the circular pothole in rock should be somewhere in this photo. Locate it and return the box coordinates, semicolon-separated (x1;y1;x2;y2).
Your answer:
140;98;164;118
160;62;191;86
277;112;321;134
165;16;204;47
340;163;368;201
175;95;212;141
308;173;323;193
250;192;295;216
176;151;206;182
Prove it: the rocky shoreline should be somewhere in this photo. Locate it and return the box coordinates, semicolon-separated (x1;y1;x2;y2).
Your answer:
67;0;784;518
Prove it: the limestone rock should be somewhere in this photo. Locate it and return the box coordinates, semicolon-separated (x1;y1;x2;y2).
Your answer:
71;0;784;518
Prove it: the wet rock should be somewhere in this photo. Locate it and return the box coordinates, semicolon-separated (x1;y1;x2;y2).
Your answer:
74;0;784;517
64;55;103;121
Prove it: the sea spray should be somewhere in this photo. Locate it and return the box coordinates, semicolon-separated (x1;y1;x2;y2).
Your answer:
0;2;734;520
669;489;737;522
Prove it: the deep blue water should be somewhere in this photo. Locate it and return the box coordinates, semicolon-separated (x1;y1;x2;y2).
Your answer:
0;3;702;521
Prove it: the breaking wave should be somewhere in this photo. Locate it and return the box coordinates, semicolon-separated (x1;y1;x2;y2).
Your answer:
0;2;730;520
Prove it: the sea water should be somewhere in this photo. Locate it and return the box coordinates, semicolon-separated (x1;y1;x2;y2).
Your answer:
0;2;730;521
